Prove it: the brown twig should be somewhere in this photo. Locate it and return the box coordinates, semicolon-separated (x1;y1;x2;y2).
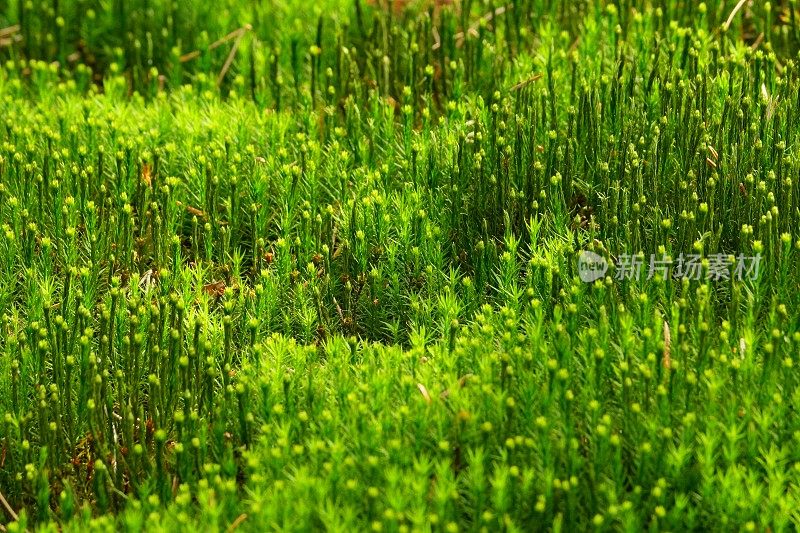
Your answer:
216;26;250;86
226;513;248;533
724;0;749;31
180;24;252;63
568;36;581;55
510;73;543;92
662;320;671;370
433;4;512;50
0;490;18;522
749;32;764;50
368;0;453;13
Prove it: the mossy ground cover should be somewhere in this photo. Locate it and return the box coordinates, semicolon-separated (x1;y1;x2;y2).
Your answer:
2;0;800;531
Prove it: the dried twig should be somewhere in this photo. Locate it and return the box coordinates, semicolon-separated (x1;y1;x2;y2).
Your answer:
662;321;671;370
750;32;764;50
433;4;512;50
417;383;432;404
180;24;252;63
510;73;543;92
0;490;18;522
217;26;250;86
226;514;248;533
723;0;749;31
368;0;452;13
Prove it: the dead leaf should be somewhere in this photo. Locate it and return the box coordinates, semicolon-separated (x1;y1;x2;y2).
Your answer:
142;163;152;187
139;269;156;291
417;383;432;405
204;280;226;297
176;201;206;218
